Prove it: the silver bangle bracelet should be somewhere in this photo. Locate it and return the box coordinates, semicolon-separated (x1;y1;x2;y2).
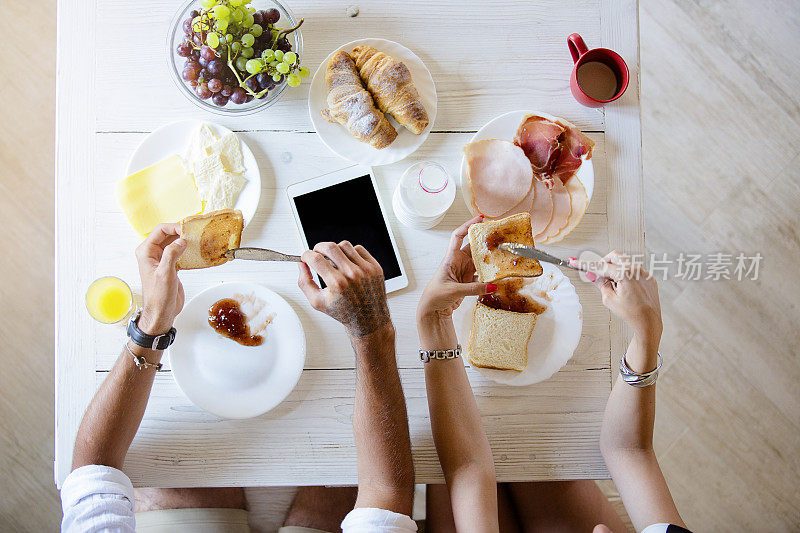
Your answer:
619;352;662;387
420;344;461;363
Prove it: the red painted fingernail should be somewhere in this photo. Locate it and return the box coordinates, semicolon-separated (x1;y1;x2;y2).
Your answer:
568;257;577;262
487;283;498;292
479;215;485;219
585;272;596;282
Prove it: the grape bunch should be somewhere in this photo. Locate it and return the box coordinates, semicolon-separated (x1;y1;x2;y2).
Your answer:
176;0;308;107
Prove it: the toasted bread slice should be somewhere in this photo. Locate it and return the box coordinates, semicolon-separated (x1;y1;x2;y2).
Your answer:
177;209;243;270
468;302;537;372
468;212;544;283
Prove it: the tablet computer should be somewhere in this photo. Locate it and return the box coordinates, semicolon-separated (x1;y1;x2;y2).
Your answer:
287;165;408;293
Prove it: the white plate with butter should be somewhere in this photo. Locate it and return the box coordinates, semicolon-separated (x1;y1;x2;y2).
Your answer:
169;282;306;419
126;120;261;228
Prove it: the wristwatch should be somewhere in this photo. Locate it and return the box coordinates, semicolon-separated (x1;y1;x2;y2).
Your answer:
126;308;177;351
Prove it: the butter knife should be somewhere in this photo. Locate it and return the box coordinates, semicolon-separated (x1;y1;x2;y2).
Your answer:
224;247;302;262
499;243;577;270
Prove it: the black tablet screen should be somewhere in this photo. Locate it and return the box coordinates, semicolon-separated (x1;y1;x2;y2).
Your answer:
294;174;402;282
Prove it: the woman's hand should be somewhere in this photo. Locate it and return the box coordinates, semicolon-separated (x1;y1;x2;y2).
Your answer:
571;250;662;340
417;216;497;324
135;223;187;335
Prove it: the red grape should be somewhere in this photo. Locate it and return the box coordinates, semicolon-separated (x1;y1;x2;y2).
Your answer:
195;83;212;100
263;8;279;24
245;94;254;102
200;45;216;61
193;34;203;46
183;19;193;34
230;88;247;104
253;11;263;25
185;59;201;71
212;93;229;106
245;77;259;92
182;67;199;81
275;37;290;52
207;59;224;75
198;56;209;68
208;78;223;93
221;84;234;97
189;9;199;18
177;42;192;57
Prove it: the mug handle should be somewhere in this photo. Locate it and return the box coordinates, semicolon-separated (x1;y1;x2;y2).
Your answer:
567;33;588;63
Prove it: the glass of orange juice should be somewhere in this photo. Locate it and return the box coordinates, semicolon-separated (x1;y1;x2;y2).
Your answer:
86;276;134;324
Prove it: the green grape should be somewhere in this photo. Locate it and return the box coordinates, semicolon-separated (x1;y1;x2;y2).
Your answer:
206;32;220;48
269;60;278;67
286;73;301;87
201;0;216;8
212;4;230;20
298;66;310;78
216;19;228;33
272;73;282;82
235;56;248;71
245;59;261;74
232;7;244;21
225;33;234;43
247;6;255;14
250;23;262;36
231;41;242;53
276;62;290;74
241;46;254;58
192;17;204;32
242;14;254;28
261;49;274;61
283;51;297;64
230;0;242;5
274;49;284;61
241;33;255;47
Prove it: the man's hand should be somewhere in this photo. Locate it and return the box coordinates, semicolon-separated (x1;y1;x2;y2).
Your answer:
135;223;187;335
298;241;390;338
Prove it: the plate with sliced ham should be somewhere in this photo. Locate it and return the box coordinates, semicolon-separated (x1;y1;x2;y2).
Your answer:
460;111;595;245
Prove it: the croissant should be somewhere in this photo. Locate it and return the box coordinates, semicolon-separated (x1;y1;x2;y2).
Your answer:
351;45;430;135
321;50;397;149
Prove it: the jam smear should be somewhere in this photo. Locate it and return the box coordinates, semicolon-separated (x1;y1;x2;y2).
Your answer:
208;298;264;346
478;279;547;314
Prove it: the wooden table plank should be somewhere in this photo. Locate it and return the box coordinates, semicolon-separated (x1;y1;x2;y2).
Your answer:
94;0;604;132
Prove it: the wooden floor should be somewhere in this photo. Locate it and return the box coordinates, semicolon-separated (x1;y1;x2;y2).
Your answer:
1;0;798;531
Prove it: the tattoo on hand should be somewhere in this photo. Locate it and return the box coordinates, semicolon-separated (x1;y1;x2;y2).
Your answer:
327;275;391;337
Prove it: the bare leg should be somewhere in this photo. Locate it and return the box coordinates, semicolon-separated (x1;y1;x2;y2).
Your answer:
283;486;358;532
426;484;521;533
507;480;628;533
134;487;247;512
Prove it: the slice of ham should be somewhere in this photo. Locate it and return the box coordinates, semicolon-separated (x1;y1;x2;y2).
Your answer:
541;177;587;244
495;177;553;235
551;119;595;184
533;177;571;242
514;115;566;175
464;139;533;217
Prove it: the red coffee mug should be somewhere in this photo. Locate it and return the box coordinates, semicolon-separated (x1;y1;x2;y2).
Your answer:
568;33;629;107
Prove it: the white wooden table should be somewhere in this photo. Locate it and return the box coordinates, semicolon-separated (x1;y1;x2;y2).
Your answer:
55;0;643;487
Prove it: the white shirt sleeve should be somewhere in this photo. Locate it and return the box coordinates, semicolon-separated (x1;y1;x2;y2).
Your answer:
341;507;417;533
60;464;136;533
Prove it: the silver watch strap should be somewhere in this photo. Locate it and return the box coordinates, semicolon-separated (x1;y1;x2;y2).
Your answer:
619;352;662;387
420;344;461;363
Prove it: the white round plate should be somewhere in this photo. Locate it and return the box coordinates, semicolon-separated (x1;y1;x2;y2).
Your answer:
308;38;437;166
453;263;583;386
459;110;594;213
126;120;261;228
169;282;305;419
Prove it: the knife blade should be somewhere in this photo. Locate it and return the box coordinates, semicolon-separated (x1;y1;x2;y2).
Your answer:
499;243;574;269
224;247;302;262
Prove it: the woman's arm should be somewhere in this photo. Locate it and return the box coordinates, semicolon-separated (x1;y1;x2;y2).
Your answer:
417;217;499;531
574;252;685;530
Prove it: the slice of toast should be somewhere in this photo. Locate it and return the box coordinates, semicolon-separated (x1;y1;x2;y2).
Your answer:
468;212;543;283
177;209;243;270
467;302;537;372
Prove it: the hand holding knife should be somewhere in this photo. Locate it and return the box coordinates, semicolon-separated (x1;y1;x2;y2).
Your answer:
499;243;623;282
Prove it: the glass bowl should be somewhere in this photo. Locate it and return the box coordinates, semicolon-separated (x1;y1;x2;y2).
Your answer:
167;0;303;115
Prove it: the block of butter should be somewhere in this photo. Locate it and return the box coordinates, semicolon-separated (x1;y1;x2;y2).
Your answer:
117;155;202;237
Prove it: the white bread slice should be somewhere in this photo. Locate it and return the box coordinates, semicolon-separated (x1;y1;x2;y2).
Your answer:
468;302;537;372
468;212;543;283
177;209;243;270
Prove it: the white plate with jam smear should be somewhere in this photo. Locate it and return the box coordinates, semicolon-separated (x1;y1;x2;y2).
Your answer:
169;282;305;419
453;263;582;386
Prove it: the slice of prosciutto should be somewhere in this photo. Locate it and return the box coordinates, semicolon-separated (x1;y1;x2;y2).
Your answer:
533;177;571;242
513;115;566;175
551;119;595;183
464;139;533;217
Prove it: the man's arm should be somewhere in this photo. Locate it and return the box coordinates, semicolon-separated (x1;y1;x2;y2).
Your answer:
298;240;414;516
72;223;187;470
416;217;499;530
